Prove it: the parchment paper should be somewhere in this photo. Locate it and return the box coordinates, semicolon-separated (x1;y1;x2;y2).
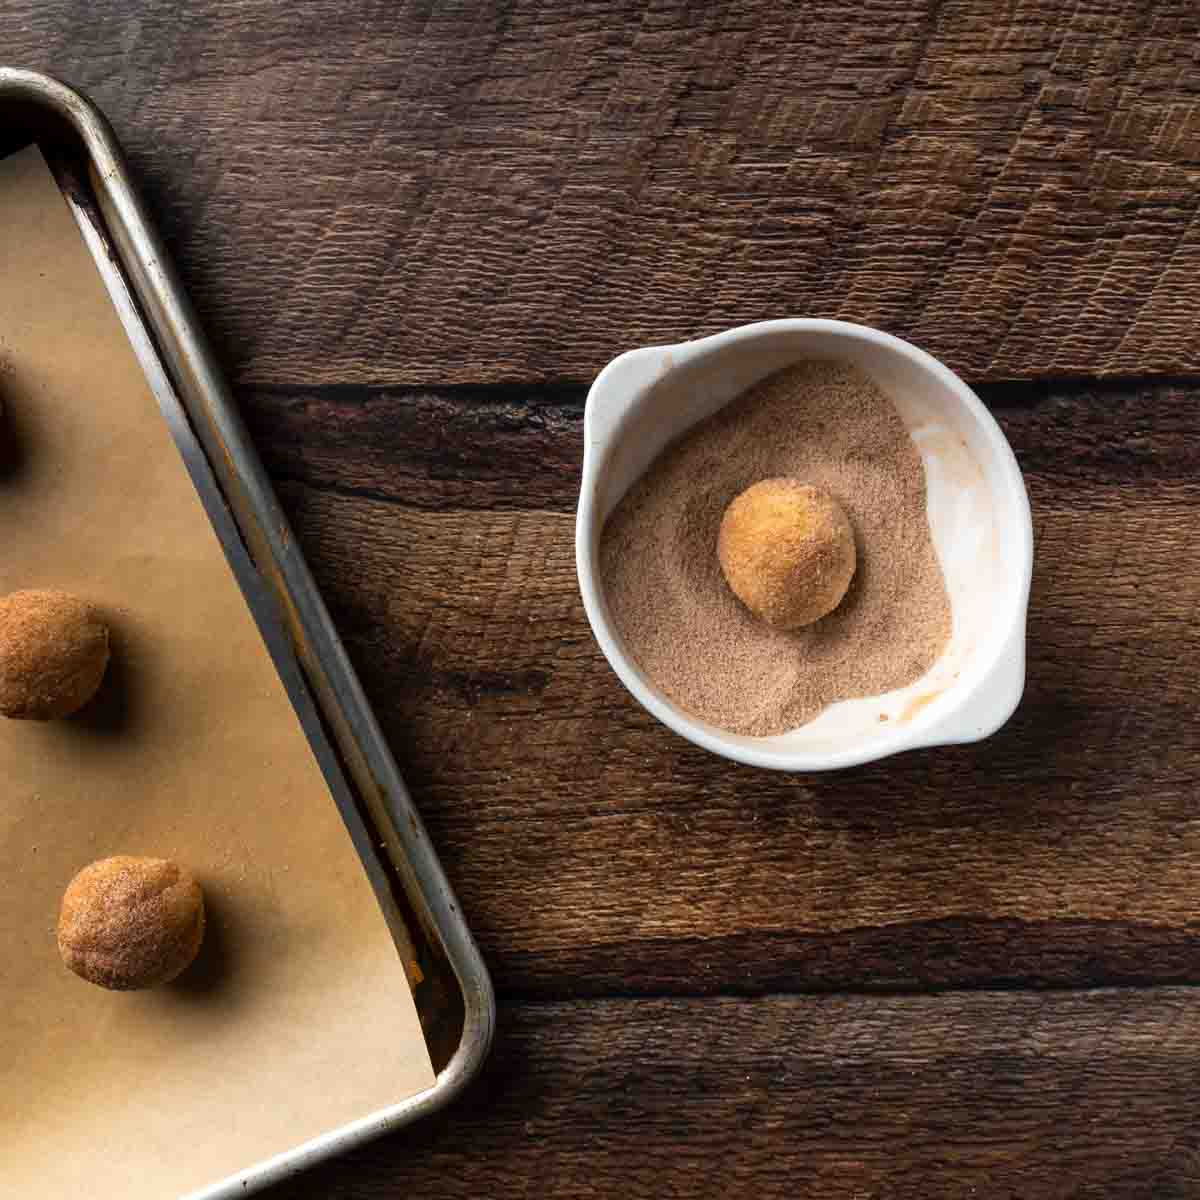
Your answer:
0;146;435;1198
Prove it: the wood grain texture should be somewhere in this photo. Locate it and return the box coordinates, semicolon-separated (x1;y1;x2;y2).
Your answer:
15;7;1200;1192
263;989;1200;1199
11;0;1200;386
236;381;1200;997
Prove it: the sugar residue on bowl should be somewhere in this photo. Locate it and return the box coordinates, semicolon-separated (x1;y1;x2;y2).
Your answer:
598;361;952;737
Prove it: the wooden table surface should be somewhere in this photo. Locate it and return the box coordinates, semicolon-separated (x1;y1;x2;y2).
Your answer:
14;2;1200;1195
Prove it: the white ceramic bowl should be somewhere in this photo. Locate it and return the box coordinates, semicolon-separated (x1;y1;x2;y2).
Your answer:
575;319;1033;771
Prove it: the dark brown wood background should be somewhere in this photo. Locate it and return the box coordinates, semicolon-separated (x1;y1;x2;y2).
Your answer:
12;1;1200;1196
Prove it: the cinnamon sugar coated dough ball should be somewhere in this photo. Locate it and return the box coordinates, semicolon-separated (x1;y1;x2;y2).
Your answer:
58;856;206;991
0;589;109;719
717;479;857;629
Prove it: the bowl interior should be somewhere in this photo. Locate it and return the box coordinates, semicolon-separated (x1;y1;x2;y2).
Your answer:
583;324;1028;762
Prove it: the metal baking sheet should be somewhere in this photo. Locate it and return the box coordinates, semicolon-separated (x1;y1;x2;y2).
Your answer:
0;67;494;1197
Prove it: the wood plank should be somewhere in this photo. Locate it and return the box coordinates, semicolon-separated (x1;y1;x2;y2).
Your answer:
279;486;1200;994
13;0;1200;386
242;377;1200;510
233;381;1200;996
265;989;1200;1198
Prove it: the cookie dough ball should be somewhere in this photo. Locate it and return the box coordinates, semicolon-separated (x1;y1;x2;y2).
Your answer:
717;479;856;629
0;589;109;719
58;856;206;991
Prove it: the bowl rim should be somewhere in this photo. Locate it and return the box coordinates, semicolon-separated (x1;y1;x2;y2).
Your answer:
575;318;1033;772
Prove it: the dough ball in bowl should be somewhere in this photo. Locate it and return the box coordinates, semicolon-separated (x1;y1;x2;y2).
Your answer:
718;479;856;629
0;589;109;720
58;856;206;991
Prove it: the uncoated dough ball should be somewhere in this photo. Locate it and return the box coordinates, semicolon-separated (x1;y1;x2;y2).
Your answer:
717;479;857;629
0;589;109;719
58;856;206;991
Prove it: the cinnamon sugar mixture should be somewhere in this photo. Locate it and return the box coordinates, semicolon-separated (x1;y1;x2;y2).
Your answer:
599;361;951;736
